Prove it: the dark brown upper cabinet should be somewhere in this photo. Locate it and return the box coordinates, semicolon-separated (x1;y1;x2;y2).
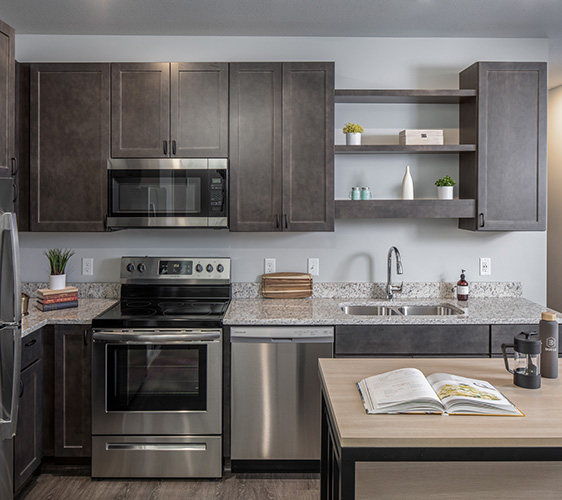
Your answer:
459;61;547;231
229;62;334;232
0;19;15;178
29;63;110;231
111;62;228;158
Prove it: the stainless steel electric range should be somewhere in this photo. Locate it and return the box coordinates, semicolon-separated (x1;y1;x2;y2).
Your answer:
91;256;231;478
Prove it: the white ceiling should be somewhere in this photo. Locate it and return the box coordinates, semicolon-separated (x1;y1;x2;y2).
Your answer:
3;0;562;87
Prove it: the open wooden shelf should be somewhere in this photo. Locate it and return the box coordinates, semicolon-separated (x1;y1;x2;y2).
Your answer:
335;144;476;154
335;199;476;219
335;89;477;104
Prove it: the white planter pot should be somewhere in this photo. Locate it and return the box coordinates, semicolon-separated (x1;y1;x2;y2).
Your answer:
49;274;66;290
437;186;454;200
346;133;362;146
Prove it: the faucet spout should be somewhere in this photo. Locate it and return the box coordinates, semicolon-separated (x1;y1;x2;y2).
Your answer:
386;246;403;300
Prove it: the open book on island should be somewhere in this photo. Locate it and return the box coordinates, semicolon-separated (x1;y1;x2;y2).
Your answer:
357;368;524;416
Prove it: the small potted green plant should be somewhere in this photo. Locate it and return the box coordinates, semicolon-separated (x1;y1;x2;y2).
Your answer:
343;122;364;146
435;175;456;199
45;248;74;290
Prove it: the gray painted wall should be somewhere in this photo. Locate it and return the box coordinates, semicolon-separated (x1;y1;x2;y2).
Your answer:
15;35;549;304
548;85;562;310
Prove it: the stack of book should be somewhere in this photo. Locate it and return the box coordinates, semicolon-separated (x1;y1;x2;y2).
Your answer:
36;286;79;312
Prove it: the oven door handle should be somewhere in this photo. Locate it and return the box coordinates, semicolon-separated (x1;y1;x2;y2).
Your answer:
92;332;221;343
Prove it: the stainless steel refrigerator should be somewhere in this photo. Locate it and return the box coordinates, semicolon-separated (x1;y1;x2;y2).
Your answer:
0;177;22;500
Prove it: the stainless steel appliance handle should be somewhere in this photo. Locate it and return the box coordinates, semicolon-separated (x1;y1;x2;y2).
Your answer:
10;214;21;325
106;443;207;452
93;331;221;343
231;336;333;344
1;213;21;325
0;325;22;440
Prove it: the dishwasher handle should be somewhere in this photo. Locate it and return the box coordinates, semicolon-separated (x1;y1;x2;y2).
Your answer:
231;336;333;344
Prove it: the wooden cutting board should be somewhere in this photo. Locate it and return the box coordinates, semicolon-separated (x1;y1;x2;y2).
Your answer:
262;272;313;299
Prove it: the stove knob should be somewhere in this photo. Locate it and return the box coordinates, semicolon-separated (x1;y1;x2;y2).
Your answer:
137;263;146;273
206;264;214;273
126;263;135;273
196;264;203;273
217;264;224;273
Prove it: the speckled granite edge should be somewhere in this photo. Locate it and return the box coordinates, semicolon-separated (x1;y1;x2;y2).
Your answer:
232;281;522;299
22;282;120;299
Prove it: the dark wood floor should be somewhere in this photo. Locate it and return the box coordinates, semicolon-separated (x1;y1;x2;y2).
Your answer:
18;470;320;500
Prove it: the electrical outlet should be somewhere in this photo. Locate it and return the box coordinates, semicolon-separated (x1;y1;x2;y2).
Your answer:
82;257;94;276
479;257;491;276
307;258;319;276
264;258;276;274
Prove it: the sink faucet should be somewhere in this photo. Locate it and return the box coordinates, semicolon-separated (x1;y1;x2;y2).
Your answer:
386;246;403;299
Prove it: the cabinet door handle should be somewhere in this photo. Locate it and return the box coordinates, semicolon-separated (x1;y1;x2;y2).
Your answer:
11;157;18;176
83;329;89;346
284;214;288;229
276;214;280;229
24;338;37;347
172;140;177;156
479;213;485;228
163;140;168;155
12;182;17;203
19;379;24;398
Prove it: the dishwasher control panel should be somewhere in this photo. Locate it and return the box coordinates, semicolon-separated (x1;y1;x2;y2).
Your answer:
230;326;334;341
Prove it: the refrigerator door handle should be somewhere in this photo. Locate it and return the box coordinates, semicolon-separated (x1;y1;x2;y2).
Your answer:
9;214;21;325
0;325;22;440
1;213;21;325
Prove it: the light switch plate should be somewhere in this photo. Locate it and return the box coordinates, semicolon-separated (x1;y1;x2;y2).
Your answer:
308;258;319;276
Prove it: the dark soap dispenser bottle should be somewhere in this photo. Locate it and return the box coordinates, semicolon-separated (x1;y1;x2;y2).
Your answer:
456;269;469;301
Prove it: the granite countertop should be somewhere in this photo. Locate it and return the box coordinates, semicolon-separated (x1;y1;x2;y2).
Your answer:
22;298;117;337
223;297;562;326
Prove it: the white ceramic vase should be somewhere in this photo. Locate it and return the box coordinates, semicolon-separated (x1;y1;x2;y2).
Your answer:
401;165;414;200
437;186;454;200
346;133;361;146
49;274;66;290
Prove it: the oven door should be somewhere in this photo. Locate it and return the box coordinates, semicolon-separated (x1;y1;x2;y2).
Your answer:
92;330;222;436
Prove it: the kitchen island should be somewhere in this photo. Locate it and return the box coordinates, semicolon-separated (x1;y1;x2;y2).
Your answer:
319;358;562;500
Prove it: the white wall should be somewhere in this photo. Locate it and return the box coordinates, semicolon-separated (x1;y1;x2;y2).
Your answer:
548;85;562;310
15;35;549;304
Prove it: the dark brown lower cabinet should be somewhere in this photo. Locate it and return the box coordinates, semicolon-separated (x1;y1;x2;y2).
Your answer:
490;324;562;357
335;325;490;357
14;330;43;492
53;325;92;458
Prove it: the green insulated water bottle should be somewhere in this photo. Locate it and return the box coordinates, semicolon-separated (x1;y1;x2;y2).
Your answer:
539;311;558;379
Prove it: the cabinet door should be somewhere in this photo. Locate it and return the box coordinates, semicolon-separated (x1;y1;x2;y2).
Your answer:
54;325;91;458
335;325;489;357
490;324;562;356
229;63;283;231
111;62;170;158
283;62;334;231
29;63;110;231
14;359;43;492
171;63;228;158
459;62;547;231
0;20;14;178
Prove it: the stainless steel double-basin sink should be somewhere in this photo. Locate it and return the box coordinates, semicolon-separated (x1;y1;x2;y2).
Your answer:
341;303;465;316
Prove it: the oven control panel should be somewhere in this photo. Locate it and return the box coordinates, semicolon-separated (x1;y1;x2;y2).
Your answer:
120;257;231;283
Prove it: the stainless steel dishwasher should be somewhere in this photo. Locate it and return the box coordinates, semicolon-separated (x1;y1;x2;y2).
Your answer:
230;326;334;471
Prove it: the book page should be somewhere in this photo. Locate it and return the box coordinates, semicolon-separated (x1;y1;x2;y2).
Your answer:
426;372;521;415
364;368;439;405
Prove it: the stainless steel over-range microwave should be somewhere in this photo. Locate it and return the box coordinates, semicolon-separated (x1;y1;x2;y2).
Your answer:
106;158;228;229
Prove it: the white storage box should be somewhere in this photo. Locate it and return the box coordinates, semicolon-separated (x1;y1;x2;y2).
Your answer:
399;129;444;145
